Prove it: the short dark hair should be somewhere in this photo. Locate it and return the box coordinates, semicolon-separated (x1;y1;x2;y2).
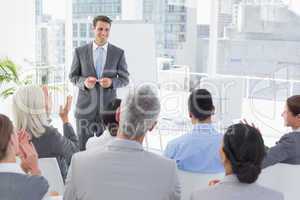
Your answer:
93;15;112;27
287;95;300;116
101;99;121;136
0;114;14;160
223;123;265;184
188;89;214;121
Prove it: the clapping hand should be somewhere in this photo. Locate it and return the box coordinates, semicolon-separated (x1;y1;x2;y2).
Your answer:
99;77;112;88
240;119;261;134
18;129;41;176
84;77;97;89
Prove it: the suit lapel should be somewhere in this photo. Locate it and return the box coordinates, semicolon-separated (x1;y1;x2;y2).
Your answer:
103;43;112;73
87;42;97;76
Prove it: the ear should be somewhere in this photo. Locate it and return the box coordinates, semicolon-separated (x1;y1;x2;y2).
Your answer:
189;112;193;119
219;147;227;164
149;121;157;132
115;107;120;123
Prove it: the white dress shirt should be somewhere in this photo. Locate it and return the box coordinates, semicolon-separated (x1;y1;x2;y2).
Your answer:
93;41;108;76
0;162;25;174
85;129;114;150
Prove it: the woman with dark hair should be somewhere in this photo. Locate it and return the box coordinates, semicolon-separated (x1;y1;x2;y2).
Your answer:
191;123;283;200
0;114;49;200
262;95;300;167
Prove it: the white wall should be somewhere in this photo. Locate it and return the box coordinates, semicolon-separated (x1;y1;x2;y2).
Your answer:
0;0;35;64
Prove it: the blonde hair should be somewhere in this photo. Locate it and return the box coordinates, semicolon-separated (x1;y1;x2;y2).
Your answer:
12;85;49;138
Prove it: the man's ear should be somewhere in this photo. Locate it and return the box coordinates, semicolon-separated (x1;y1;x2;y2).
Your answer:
149;121;157;132
219;147;227;164
189;112;193;119
115;107;120;123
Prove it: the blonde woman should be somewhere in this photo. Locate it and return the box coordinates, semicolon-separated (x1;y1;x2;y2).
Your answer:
12;85;79;180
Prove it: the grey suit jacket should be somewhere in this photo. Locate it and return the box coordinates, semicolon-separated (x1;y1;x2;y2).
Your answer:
262;131;300;168
190;175;283;200
0;173;49;200
69;42;129;119
64;139;181;200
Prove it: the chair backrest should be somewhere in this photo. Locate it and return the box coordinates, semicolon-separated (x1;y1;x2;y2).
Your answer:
178;170;224;200
38;158;64;195
257;163;300;200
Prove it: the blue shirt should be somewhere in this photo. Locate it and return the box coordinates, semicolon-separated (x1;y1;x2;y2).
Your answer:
164;123;224;173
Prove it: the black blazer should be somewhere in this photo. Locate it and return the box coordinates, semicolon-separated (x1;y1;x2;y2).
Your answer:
31;123;79;180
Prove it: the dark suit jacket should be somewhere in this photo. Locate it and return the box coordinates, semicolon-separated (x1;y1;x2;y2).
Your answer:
262;131;300;168
0;173;49;200
32;123;79;180
69;42;129;119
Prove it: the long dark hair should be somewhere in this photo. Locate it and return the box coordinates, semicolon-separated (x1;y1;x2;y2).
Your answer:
223;123;265;183
0;114;14;160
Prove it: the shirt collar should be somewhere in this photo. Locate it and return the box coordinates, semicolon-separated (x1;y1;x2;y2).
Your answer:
221;174;239;183
293;127;300;132
103;129;113;138
192;123;216;133
93;41;108;51
0;162;25;174
107;138;144;151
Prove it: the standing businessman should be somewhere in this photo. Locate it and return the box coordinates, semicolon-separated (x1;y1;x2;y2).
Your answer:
69;15;129;150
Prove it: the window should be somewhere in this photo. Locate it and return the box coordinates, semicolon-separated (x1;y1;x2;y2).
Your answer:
80;23;87;37
73;40;78;48
89;23;93;37
73;23;78;37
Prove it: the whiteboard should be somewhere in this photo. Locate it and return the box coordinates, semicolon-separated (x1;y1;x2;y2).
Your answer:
109;21;157;98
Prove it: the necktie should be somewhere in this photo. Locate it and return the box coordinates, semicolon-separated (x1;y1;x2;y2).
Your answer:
95;47;104;79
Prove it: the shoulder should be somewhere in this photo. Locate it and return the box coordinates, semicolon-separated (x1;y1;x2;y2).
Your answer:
75;43;91;52
3;173;49;194
108;43;124;53
143;150;176;169
43;125;61;138
255;185;284;199
278;132;298;143
86;136;103;149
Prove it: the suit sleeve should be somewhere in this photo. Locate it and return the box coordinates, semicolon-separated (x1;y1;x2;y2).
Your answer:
111;50;129;89
51;123;80;166
169;161;181;200
262;134;296;168
164;142;177;159
69;48;87;91
63;155;77;200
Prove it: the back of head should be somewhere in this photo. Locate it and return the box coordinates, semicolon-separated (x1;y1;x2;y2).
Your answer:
12;85;48;138
101;98;121;136
223;123;265;183
119;84;160;138
287;95;300;116
188;89;214;121
0;114;14;161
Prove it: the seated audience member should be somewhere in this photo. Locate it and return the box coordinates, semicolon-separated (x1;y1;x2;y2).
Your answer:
0;114;49;200
191;123;283;200
263;95;300;168
12;85;79;180
86;98;121;150
164;89;224;173
64;85;180;200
